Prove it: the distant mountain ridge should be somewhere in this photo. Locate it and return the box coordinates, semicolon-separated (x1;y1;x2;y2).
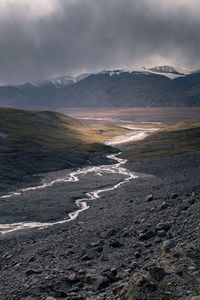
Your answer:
0;66;200;109
34;73;91;88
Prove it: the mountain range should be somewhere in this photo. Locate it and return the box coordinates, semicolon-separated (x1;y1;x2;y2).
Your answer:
0;65;200;109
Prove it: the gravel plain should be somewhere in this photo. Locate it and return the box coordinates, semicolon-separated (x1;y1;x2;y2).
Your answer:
0;151;200;299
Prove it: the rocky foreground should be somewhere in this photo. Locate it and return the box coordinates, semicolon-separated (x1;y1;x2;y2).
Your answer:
0;151;200;300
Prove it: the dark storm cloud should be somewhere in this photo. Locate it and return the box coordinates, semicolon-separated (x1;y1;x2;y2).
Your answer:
0;0;200;84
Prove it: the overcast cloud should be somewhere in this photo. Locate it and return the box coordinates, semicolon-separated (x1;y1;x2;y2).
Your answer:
0;0;200;84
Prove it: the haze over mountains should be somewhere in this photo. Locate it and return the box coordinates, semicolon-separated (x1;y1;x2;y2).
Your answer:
0;65;200;109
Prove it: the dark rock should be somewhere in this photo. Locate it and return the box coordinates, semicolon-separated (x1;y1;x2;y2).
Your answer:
166;232;174;239
171;192;178;199
155;238;162;244
160;202;170;210
157;230;166;237
146;194;153;202
84;273;97;284
96;275;110;290
176;269;184;276
144;242;152;248
101;269;115;283
81;249;98;260
181;205;189;211
148;266;167;282
173;252;181;258
67;272;76;282
84;272;111;290
122;231;130;237
26;269;42;276
95;246;103;253
134;251;141;258
109;239;123;248
111;268;118;277
128;261;138;270
139;229;156;241
143;261;156;271
66;250;75;256
188;197;195;205
54;290;68;298
100;228;120;239
79;249;87;258
90;240;103;247
28;256;35;262
78;270;86;276
162;240;177;253
112;281;128;296
137;277;157;292
156;222;171;231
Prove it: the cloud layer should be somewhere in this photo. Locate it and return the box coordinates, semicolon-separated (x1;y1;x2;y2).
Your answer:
0;0;200;84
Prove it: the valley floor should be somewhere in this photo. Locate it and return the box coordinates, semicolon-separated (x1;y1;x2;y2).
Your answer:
0;151;200;299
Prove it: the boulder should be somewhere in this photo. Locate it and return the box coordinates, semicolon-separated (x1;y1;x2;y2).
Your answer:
171;192;178;199
162;240;177;253
156;222;171;231
67;272;76;282
148;266;167;282
96;275;110;290
157;230;166;237
81;249;98;260
160;202;170;210
25;269;42;276
137;277;157;292
100;228;120;239
109;239;123;248
139;229;156;241
146;194;153;202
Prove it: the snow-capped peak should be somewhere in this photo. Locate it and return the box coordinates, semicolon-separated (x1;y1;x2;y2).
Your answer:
35;73;91;88
149;65;183;74
97;65;192;79
146;65;191;79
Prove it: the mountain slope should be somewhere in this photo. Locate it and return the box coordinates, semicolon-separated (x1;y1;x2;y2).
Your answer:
122;121;200;159
58;70;200;108
0;108;128;192
0;108;128;152
57;71;181;107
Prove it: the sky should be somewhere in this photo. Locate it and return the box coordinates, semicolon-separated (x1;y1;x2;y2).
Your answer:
0;0;200;84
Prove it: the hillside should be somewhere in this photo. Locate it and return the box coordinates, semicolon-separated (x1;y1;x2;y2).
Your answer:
0;68;200;109
0;108;127;193
0;108;129;152
122;121;200;159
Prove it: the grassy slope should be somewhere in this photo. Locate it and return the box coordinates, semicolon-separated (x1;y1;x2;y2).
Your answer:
0;107;128;153
123;121;200;159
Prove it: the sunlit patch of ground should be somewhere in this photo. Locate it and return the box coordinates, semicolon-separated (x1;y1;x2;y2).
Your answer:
61;107;200;124
122;121;200;159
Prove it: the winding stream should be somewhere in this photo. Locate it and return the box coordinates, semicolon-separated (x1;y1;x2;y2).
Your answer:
0;153;138;234
0;125;158;234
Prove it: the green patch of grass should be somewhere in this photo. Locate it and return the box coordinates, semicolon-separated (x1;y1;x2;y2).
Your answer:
122;124;200;159
76;143;117;153
0;107;127;153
